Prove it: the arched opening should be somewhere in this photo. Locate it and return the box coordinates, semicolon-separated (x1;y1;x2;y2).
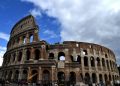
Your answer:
85;73;91;84
77;55;81;64
12;53;16;62
31;70;38;83
23;36;26;44
22;70;27;81
34;49;40;60
30;34;33;43
83;50;88;55
70;55;74;62
105;54;108;58
115;75;116;80
43;70;50;81
12;40;15;46
96;57;100;66
42;70;50;85
7;56;10;64
112;62;114;69
48;53;54;59
104;74;108;82
17;37;20;44
18;52;22;62
80;73;83;82
112;75;115;81
99;74;103;82
69;72;76;85
102;58;105;67
92;73;97;83
26;49;30;60
109;74;111;81
106;60;109;69
84;56;88;66
8;71;12;81
116;76;119;80
90;56;95;67
110;61;112;69
4;71;7;79
57;72;65;84
14;70;19;82
58;52;65;61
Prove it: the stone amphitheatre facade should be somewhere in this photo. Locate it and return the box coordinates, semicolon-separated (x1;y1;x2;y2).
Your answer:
0;15;119;85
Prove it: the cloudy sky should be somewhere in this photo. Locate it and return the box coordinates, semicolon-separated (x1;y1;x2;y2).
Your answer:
0;0;120;66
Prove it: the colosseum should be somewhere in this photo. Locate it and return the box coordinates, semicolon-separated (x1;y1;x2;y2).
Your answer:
0;15;119;86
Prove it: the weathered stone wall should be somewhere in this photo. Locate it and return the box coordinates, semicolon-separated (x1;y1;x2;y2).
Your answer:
0;15;119;85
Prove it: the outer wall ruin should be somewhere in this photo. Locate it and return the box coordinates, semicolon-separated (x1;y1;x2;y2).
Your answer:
0;15;119;85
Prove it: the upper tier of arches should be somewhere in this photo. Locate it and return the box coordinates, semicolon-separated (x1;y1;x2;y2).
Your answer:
10;15;38;38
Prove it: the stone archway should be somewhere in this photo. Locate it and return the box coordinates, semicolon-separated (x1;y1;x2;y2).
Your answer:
84;56;88;66
69;72;76;85
84;73;91;84
96;57;100;66
42;70;51;86
34;49;40;60
92;73;97;83
90;57;95;67
26;49;30;60
57;71;65;85
22;70;28;81
49;53;54;59
99;74;103;82
14;70;19;82
31;70;38;83
8;71;12;81
104;74;108;82
58;52;65;61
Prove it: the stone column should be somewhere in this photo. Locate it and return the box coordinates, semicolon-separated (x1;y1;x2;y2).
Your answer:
81;56;85;83
19;36;23;44
39;46;44;60
90;73;92;85
64;49;69;63
21;49;26;64
96;73;99;84
15;52;18;64
11;70;15;81
108;60;111;71
18;68;22;80
38;67;42;82
88;56;91;71
76;69;80;85
65;69;69;82
100;58;103;71
9;54;13;65
41;44;47;59
51;66;56;82
30;47;34;60
102;74;105;83
27;67;31;82
95;57;98;71
110;74;113;82
33;29;39;42
107;74;109;82
26;33;30;43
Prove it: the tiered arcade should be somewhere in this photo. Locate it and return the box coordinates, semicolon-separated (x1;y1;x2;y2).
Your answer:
0;15;119;85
